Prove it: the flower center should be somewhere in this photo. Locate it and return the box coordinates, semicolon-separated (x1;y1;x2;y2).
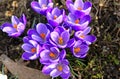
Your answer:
74;47;80;53
58;36;63;45
49;52;56;58
31;48;36;53
54;15;57;20
13;24;17;29
77;7;82;10
57;65;63;71
79;35;85;38
75;19;80;24
40;33;46;39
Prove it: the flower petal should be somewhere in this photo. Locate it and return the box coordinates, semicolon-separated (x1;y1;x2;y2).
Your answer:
2;27;16;33
50;32;59;44
50;69;61;77
11;15;19;25
74;0;84;8
36;23;48;34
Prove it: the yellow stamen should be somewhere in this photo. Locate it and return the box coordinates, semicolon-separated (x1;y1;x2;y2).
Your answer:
49;52;56;58
58;37;63;45
40;33;46;39
13;24;17;29
57;65;63;71
79;35;85;38
54;15;57;20
74;47;80;54
75;19;80;24
77;7;82;10
31;48;36;53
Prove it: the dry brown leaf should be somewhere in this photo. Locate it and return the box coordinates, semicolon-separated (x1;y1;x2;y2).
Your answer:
0;54;50;79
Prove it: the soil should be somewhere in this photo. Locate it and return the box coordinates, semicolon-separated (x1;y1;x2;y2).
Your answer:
0;0;120;79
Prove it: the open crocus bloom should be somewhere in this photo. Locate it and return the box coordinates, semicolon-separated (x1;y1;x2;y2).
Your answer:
47;7;65;27
66;0;92;18
1;14;26;37
42;59;70;79
22;39;42;60
27;23;50;44
75;27;96;45
65;13;91;31
40;47;66;65
71;40;89;58
31;0;53;15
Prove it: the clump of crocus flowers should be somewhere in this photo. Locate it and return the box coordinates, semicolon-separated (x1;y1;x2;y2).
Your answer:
0;0;96;79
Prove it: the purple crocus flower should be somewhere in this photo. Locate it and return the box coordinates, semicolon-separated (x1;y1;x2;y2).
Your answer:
66;0;92;18
40;47;66;65
1;14;26;37
47;7;65;27
22;38;42;60
50;27;73;48
31;0;53;15
27;23;50;44
71;40;89;58
65;13;91;31
42;59;70;79
75;27;96;45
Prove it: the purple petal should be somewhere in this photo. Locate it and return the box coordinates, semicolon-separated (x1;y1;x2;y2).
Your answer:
50;32;59;44
73;10;85;18
79;45;89;53
31;34;43;42
84;35;96;43
80;15;91;24
83;2;92;10
55;15;63;24
60;72;70;79
61;59;69;65
1;22;12;29
39;0;47;6
27;29;37;36
36;23;48;34
11;15;19;25
2;27;16;33
48;20;59;27
63;65;70;74
61;30;70;44
59;50;66;60
52;7;61;16
29;40;38;47
42;66;52;75
17;22;25;33
9;32;21;37
82;27;91;35
47;2;53;8
50;69;61;77
22;52;38;60
74;0;84;8
31;1;41;14
19;14;27;25
74;40;82;47
22;43;33;53
40;50;50;60
67;38;75;47
50;47;60;54
23;36;31;43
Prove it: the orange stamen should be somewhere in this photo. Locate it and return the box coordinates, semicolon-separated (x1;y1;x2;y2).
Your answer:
58;37;63;45
54;15;57;20
40;33;46;39
79;35;85;38
31;48;36;53
57;65;63;71
75;19;80;24
13;24;17;29
77;7;82;10
74;47;80;53
49;52;56;58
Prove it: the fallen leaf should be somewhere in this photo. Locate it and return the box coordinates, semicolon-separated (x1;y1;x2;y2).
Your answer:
0;54;50;79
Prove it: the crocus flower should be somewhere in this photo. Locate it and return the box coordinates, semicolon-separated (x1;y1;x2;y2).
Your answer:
40;47;66;65
65;13;91;31
1;14;26;37
27;23;50;44
47;7;65;27
50;27;71;48
66;0;92;18
22;38;42;60
31;0;53;15
75;27;96;45
42;59;70;79
71;40;89;58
